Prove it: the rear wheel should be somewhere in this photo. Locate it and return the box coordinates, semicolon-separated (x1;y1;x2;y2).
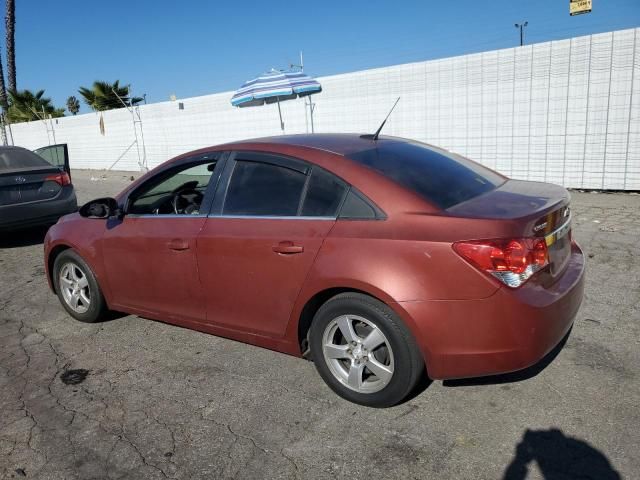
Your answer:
309;292;424;407
53;249;107;323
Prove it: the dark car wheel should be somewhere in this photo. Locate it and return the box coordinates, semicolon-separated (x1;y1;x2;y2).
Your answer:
309;292;425;408
53;249;107;323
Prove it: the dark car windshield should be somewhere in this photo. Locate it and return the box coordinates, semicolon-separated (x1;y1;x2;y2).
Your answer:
0;147;51;171
346;140;504;209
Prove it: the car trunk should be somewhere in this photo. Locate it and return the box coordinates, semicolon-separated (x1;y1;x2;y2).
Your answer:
0;167;64;206
447;179;573;280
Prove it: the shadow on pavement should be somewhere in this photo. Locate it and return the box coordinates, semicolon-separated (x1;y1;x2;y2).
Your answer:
442;328;571;387
402;371;433;403
0;226;49;248
503;428;621;479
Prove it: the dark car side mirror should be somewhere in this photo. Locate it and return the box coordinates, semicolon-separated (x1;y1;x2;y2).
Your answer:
79;197;122;219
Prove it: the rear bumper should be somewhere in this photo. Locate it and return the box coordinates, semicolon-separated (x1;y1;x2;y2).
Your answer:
0;185;77;230
398;242;585;380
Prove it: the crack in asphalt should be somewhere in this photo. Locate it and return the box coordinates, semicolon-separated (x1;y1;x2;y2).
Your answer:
3;310;303;479
195;404;301;479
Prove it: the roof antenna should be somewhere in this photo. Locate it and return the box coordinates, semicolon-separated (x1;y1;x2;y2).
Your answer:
372;97;400;140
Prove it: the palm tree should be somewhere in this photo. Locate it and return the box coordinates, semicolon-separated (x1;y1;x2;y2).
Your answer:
0;49;8;110
78;80;143;111
0;50;9;145
5;0;16;92
7;89;65;123
66;96;80;115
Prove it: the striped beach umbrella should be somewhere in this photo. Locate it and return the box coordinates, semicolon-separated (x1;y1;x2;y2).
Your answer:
231;70;322;132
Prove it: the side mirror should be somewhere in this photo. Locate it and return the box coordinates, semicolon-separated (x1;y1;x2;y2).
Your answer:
79;197;122;219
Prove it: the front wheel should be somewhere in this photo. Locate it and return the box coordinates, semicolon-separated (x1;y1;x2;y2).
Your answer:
53;249;107;323
309;293;424;407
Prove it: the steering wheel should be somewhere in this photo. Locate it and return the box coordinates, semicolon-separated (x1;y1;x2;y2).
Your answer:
172;187;204;214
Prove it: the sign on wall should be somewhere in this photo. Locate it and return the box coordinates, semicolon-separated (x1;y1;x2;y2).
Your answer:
570;0;592;16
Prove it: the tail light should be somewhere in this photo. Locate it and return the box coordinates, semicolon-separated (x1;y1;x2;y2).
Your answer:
453;238;549;288
45;172;71;186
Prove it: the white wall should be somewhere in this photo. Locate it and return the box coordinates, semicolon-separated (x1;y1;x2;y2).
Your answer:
10;28;640;190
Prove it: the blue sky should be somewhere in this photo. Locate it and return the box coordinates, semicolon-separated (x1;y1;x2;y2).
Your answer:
7;0;640;113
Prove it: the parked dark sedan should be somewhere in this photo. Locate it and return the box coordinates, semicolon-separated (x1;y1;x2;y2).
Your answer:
0;144;77;231
44;134;584;407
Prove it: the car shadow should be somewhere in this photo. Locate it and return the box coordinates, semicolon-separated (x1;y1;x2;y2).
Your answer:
0;226;50;248
503;428;621;479
403;372;434;403
98;310;130;322
442;328;571;387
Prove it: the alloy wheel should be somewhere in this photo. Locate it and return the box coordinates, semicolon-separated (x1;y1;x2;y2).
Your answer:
321;314;395;394
59;262;91;314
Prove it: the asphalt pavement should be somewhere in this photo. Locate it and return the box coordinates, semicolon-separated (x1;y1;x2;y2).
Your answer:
1;169;638;479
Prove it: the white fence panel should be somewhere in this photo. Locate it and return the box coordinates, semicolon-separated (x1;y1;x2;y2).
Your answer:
9;28;640;189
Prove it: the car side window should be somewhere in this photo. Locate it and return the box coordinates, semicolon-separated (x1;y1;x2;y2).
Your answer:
301;167;348;217
339;189;378;219
223;160;306;216
128;161;216;215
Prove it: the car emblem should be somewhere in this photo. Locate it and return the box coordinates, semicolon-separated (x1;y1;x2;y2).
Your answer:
533;221;548;232
14;176;26;184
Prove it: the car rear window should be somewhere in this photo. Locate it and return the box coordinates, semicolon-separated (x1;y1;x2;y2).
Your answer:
0;147;51;170
346;140;504;209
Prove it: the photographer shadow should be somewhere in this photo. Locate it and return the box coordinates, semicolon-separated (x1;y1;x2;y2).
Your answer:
504;428;621;479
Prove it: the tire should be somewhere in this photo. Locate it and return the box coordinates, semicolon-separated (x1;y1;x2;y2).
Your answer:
53;249;107;323
309;292;424;407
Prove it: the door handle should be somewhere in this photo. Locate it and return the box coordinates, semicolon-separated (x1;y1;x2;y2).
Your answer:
167;239;190;251
272;241;304;254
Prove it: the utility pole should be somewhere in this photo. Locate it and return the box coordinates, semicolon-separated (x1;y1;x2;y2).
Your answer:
515;21;528;46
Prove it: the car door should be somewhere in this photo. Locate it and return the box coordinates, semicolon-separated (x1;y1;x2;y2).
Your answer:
101;153;223;323
33;144;71;176
197;151;348;337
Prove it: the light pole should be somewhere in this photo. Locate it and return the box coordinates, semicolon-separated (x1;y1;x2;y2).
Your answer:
515;21;528;46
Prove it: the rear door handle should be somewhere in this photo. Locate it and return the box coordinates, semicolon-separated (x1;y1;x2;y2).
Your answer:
167;239;190;251
272;241;304;254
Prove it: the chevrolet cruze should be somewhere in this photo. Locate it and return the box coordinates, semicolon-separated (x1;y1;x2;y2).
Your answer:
44;134;585;407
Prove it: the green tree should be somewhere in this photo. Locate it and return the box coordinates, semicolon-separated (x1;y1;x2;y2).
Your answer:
66;95;80;115
78;80;143;111
7;89;65;123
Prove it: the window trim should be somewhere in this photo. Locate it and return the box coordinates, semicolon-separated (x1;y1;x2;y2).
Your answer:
123;151;226;218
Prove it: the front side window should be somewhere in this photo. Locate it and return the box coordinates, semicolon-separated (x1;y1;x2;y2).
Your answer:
128;161;216;215
223;160;306;216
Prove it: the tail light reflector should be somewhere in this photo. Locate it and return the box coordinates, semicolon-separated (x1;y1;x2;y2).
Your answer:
453;238;549;288
45;172;71;186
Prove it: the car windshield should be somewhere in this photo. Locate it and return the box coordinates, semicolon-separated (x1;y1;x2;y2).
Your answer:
0;147;51;171
346;139;504;209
